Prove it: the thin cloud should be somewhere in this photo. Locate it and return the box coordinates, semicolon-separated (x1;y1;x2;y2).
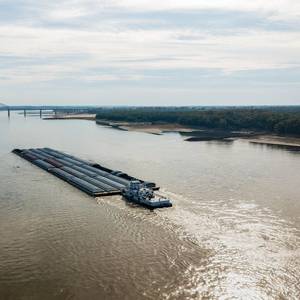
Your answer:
0;0;299;104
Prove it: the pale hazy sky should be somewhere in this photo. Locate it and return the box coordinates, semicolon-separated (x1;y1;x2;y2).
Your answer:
0;0;300;106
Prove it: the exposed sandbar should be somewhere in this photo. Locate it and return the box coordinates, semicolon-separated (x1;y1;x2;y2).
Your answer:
44;113;96;121
46;116;300;147
246;135;300;148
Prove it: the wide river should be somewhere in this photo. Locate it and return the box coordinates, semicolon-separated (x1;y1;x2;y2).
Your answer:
0;111;299;300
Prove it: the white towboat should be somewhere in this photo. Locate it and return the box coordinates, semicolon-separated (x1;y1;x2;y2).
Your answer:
122;181;172;209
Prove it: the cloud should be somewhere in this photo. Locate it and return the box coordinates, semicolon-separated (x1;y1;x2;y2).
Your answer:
41;0;299;21
0;0;299;104
107;0;300;21
0;24;299;76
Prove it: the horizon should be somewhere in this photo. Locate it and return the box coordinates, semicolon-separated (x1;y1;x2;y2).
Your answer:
1;0;300;106
1;103;300;108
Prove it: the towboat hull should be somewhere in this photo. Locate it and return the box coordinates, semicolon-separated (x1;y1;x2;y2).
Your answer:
123;194;172;209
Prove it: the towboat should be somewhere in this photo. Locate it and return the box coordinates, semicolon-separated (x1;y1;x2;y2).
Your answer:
122;180;172;209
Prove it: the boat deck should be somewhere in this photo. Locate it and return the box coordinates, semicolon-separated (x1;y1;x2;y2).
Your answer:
12;147;159;198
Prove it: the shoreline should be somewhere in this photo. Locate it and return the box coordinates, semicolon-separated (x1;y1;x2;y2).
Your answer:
96;119;195;135
246;135;300;149
44;114;300;148
43;113;96;121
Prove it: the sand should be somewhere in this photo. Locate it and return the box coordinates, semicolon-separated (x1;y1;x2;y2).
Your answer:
46;115;300;147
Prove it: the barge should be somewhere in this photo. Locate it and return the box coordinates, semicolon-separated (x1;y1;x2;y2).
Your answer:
12;148;172;209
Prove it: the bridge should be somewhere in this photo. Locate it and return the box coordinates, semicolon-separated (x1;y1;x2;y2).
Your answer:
0;105;101;118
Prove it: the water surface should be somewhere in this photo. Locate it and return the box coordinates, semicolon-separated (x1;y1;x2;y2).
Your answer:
0;112;299;299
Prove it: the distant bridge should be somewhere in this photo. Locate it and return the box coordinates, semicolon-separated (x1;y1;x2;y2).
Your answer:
0;105;101;118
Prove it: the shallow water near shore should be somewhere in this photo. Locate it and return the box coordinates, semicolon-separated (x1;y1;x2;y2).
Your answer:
0;112;300;299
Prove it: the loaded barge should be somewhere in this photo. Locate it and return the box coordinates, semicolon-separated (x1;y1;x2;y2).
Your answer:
12;148;172;209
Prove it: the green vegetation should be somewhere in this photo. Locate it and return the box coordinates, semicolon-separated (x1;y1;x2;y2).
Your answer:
96;107;300;135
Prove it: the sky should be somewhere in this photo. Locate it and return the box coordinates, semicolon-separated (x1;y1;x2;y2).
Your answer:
0;0;300;106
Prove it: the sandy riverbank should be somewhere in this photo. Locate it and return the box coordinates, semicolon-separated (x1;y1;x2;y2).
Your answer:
96;119;196;134
246;135;300;148
44;113;96;120
96;120;300;148
44;115;300;147
122;123;195;134
96;119;300;147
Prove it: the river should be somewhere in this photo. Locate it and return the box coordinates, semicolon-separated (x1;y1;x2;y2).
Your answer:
0;111;299;299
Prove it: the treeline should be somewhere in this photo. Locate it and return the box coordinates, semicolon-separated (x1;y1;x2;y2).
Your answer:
95;107;300;135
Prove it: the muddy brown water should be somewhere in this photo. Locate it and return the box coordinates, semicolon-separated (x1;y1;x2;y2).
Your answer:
0;112;299;299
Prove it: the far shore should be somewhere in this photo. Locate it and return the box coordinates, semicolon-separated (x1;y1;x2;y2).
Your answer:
43;113;96;121
246;135;300;149
96;119;196;135
43;113;300;148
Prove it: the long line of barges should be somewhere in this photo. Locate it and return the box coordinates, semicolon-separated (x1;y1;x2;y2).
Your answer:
12;147;158;197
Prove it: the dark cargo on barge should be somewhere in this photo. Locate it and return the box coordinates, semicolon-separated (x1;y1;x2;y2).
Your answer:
12;148;171;209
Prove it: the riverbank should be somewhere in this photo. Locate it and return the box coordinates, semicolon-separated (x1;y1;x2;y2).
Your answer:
95;119;300;147
96;119;195;135
246;135;300;149
44;113;96;120
44;114;300;148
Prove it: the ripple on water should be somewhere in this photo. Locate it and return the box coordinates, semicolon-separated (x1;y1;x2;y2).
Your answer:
156;190;300;299
0;123;300;299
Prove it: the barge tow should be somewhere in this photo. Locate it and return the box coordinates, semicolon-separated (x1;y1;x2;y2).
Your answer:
12;147;172;209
